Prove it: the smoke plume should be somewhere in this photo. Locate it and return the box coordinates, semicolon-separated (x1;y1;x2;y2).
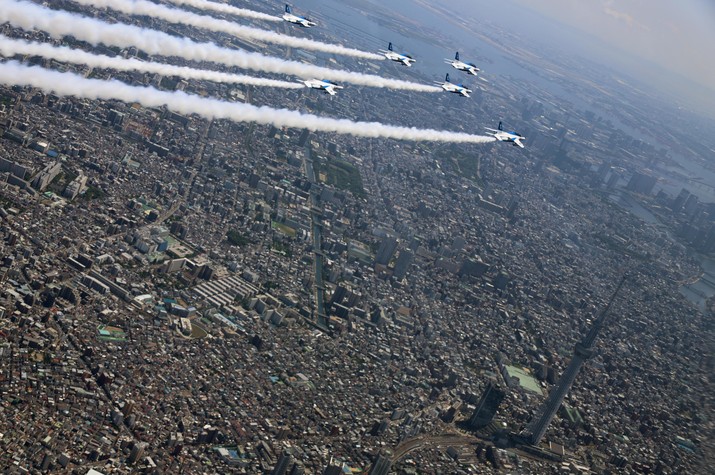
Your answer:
69;0;383;60
0;0;439;92
163;0;281;22
0;61;494;144
0;35;303;89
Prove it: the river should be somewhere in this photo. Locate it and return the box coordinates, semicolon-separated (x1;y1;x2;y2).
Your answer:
607;191;715;312
681;256;715;313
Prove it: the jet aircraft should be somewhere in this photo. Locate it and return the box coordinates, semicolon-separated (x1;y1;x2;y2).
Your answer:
283;4;316;27
487;121;525;148
381;42;415;66
302;79;343;95
436;73;472;97
445;52;479;76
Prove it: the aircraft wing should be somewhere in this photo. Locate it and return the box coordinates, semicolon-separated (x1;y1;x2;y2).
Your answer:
324;84;343;95
459;89;470;97
401;57;414;66
513;138;525;148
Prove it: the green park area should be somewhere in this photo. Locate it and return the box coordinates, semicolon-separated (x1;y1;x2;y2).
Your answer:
436;144;481;181
313;156;365;197
271;221;296;237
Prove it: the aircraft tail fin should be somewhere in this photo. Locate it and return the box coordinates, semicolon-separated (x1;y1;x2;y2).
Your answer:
445;73;450;82
285;4;291;13
455;52;460;60
498;121;503;131
388;42;393;51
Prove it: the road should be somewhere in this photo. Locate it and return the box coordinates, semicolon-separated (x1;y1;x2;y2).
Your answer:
391;433;480;463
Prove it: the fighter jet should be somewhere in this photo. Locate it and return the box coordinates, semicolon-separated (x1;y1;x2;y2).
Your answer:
436;73;472;97
487;121;525;148
283;4;316;27
302;79;343;95
381;42;415;67
445;52;479;76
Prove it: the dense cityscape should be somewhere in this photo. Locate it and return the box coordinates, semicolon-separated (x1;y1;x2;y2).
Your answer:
0;0;713;474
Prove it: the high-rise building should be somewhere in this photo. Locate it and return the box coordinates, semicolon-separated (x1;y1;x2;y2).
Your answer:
368;453;391;475
288;463;305;475
31;161;62;191
671;188;690;212
683;194;700;217
451;236;466;252
460;258;490;277
522;276;627;446
392;250;413;280
375;237;398;266
128;442;145;464
323;465;342;475
329;285;348;306
626;171;657;195
298;129;311;147
606;169;621;189
271;453;293;475
468;382;506;430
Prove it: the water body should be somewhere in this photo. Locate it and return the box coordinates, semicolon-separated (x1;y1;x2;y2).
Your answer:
606;190;714;312
663;154;715;203
607;191;661;226
681;256;715;313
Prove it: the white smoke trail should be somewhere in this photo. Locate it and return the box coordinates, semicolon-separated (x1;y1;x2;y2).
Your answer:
0;0;438;92
0;61;495;144
162;0;280;22
68;0;382;60
0;36;303;89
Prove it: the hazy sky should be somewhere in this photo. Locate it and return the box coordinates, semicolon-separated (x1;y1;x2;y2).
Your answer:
507;0;715;94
